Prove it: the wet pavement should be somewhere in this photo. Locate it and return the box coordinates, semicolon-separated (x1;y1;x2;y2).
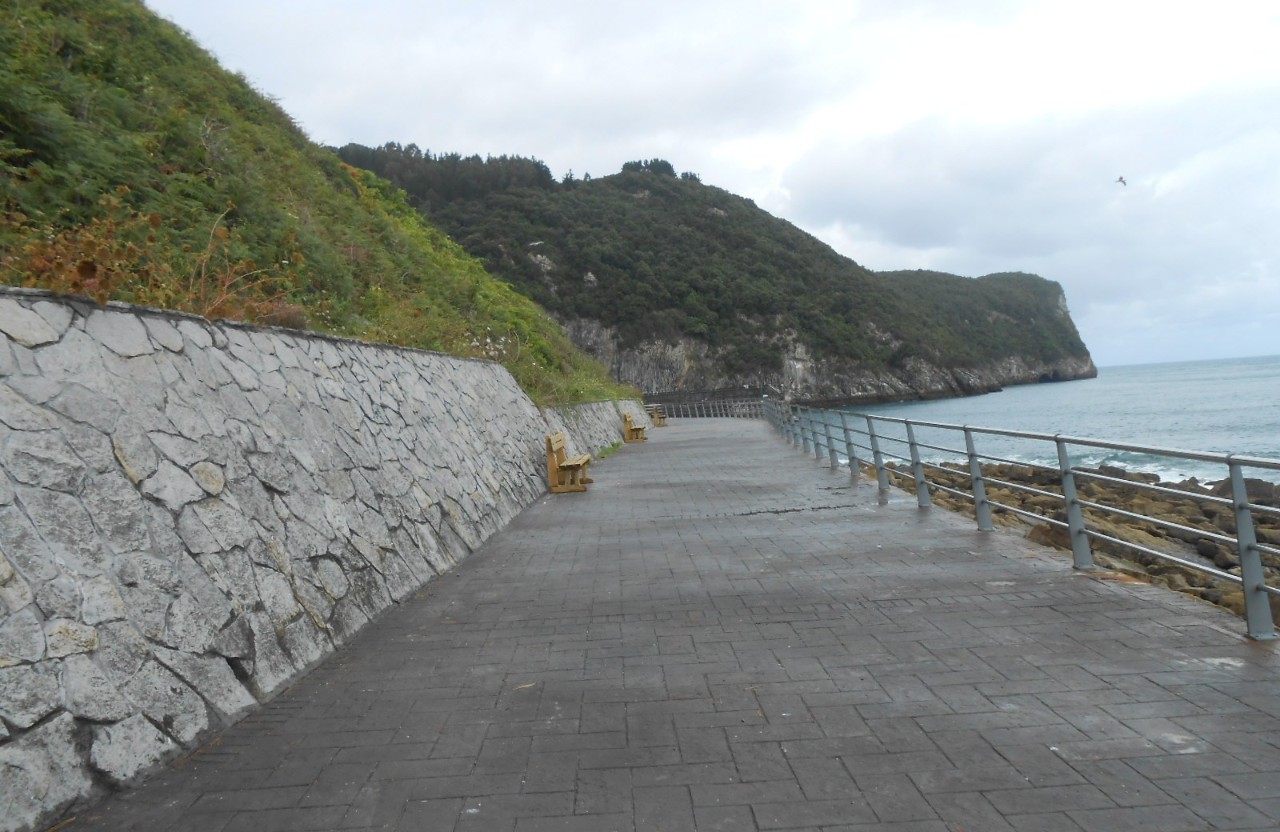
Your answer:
67;419;1280;831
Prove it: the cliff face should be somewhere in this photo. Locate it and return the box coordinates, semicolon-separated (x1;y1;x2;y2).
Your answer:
336;151;1098;402
565;322;1097;403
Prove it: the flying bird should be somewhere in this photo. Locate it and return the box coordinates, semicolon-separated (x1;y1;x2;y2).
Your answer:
1116;176;1126;186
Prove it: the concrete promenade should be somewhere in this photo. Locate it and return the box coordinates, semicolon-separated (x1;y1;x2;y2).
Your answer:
68;419;1280;831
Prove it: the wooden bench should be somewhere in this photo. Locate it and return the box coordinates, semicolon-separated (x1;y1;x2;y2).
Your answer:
623;412;647;443
545;432;592;493
646;405;668;427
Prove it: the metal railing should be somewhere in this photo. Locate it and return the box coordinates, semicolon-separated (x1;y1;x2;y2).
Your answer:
653;398;765;419
762;400;1280;641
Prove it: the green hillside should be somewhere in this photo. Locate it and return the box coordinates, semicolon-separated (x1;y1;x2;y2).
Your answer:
337;147;1093;379
0;0;631;405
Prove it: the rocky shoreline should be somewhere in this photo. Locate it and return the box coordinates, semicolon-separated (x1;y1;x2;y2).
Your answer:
880;461;1280;624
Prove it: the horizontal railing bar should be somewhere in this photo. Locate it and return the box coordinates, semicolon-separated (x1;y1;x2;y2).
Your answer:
913;441;967;457
769;400;1280;637
1251;502;1280;519
987;500;1067;526
1073;470;1236;507
1081;529;1245;584
1076;499;1239;544
981;476;1064;502
975;452;1052;469
853;413;1280;471
929;482;973;500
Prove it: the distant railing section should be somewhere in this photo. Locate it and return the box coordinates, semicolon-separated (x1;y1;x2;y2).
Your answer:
762;400;1280;641
653;398;765;419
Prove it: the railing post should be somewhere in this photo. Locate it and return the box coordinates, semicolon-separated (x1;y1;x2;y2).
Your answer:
1056;438;1094;570
964;427;993;531
799;409;813;455
905;422;931;508
864;416;891;492
823;413;839;468
812;410;825;461
839;412;860;480
1230;461;1277;640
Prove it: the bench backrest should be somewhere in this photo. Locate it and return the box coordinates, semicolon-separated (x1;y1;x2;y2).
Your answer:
547;431;570;464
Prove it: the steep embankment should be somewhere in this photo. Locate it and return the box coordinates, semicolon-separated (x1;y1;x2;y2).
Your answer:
337;149;1097;401
0;0;629;405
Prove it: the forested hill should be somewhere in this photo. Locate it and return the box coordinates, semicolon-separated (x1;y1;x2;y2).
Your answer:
335;146;1096;401
0;0;630;405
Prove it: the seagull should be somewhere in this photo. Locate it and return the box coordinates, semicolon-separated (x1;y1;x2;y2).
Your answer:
1116;176;1127;186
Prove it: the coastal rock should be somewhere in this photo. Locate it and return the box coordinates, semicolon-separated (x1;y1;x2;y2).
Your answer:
1210;477;1279;506
905;460;1280;623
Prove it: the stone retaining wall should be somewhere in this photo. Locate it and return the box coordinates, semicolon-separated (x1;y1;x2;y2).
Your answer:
0;288;645;832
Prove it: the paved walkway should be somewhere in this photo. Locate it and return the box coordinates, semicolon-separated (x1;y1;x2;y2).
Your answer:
70;420;1280;831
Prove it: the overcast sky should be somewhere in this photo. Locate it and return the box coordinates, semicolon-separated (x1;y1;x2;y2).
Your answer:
144;0;1280;368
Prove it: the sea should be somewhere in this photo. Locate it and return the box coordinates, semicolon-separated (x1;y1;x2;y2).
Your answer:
847;354;1280;486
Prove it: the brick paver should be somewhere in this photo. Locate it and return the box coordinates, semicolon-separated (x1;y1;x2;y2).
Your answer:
67;420;1280;831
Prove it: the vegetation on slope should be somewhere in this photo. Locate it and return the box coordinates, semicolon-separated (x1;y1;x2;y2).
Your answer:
338;146;1093;379
0;0;631;405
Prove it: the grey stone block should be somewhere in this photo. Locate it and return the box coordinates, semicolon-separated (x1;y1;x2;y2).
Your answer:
80;574;128;625
0;606;45;665
14;488;106;575
0;713;94;830
112;419;160;485
0;298;61;347
62;653;132;721
0;664;61;728
94;621;152;687
85;309;155;358
48;382;123;432
91;712;179;784
43;618;98;658
0;382;57;430
82;471;151;554
149;431;209;467
151;645;256;721
3;432;87;493
142;317;185;352
141;459;206;513
122;659;209;745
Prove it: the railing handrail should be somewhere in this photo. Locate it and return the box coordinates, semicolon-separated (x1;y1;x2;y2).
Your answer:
654;398;766;419
849;413;1280;472
763;399;1279;641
